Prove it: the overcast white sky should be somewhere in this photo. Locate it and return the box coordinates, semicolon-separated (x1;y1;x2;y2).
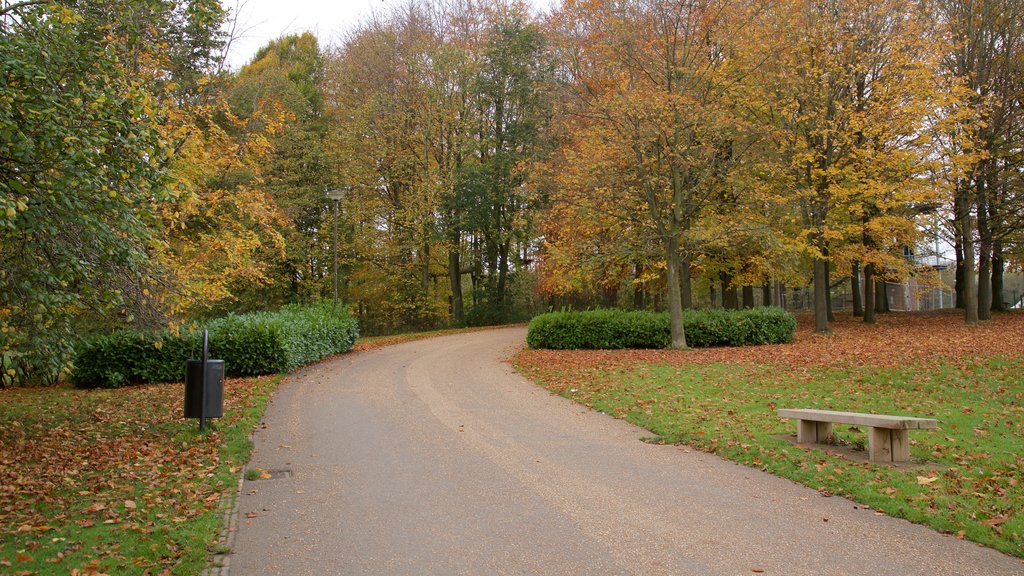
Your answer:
221;0;555;70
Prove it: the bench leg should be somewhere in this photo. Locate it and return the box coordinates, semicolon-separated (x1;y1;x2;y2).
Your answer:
796;420;833;443
868;428;911;462
890;429;910;462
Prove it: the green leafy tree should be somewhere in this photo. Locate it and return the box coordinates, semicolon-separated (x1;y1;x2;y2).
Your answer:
0;4;173;384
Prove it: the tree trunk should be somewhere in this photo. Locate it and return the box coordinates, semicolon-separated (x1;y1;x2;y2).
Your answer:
665;235;688;348
633;263;645;310
721;272;739;310
496;240;510;309
875;281;888;313
992;240;1005;312
762;282;771;308
824;260;835;322
956;183;979;324
420;239;431;296
680;256;692;309
864;263;876;324
448;232;464;326
954;194;966;309
813;258;829;332
742;285;754;309
977;179;992;320
709;279;717;308
852;262;863;317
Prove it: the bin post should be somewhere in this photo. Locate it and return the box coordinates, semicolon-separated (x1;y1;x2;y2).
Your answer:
200;329;208;432
184;329;224;432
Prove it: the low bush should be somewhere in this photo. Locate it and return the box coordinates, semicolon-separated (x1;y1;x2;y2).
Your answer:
526;307;795;350
71;303;359;388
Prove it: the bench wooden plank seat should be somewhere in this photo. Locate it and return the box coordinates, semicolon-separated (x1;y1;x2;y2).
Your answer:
777;409;939;463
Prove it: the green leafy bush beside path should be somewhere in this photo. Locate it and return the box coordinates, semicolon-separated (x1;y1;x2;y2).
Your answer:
71;303;358;387
526;307;796;350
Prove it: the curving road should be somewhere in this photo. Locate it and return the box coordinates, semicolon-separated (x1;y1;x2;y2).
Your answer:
228;327;1023;575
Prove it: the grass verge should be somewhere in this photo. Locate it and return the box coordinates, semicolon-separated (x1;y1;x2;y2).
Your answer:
514;311;1024;558
0;375;280;575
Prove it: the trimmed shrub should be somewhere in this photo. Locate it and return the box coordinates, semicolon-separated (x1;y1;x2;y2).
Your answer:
526;307;795;350
71;303;359;388
70;330;196;388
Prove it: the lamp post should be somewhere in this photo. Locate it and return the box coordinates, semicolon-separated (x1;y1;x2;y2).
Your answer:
325;189;346;304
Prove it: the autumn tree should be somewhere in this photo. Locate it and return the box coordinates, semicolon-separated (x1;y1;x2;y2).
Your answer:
225;33;331;307
547;0;772;348
0;0;226;384
766;0;943;330
322;0;549;332
460;9;552;323
936;0;1024;321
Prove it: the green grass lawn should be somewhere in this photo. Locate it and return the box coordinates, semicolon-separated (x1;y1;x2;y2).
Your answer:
515;312;1024;558
0;376;279;575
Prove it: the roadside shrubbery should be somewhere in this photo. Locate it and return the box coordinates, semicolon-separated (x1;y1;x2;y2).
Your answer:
71;303;359;388
526;307;795;350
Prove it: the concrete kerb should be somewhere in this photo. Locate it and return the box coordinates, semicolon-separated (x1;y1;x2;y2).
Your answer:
202;473;244;576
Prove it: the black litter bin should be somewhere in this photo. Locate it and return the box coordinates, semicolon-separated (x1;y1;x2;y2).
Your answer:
184;359;224;418
184;330;224;430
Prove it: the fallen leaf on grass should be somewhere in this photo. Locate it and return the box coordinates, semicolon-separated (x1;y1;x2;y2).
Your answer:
124;500;136;510
982;515;1010;528
916;476;938;485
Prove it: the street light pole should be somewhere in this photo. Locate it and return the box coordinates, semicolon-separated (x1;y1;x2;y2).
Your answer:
325;189;346;305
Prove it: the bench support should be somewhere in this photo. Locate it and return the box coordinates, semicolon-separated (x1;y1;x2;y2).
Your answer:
797;420;833;444
868;427;910;463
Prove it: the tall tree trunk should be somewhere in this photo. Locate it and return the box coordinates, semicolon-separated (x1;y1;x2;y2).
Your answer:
680;256;692;309
665;235;688;348
721;272;738;309
762;281;771;308
742;285;754;309
852;262;863;317
992;240;1005;312
864;263;876;324
876;280;889;313
709;279;717;307
448;231;464;326
633;263;645;310
954;193;966;309
420;239;430;296
496;240;510;309
977;178;992;319
957;182;979;324
813;258;829;332
824;260;835;322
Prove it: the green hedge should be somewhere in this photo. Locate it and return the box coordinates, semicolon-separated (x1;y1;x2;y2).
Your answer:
526;307;795;350
71;303;359;388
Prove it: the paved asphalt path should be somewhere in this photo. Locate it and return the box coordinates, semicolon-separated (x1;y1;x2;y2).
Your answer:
228;327;1023;575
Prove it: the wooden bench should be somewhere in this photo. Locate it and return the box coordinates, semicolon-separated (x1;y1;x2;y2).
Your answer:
777;409;939;463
